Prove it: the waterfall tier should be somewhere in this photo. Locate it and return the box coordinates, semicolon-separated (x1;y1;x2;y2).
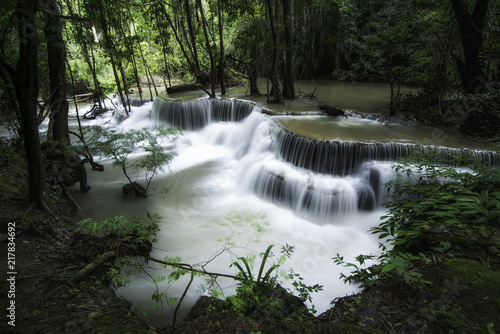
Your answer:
270;121;499;176
116;96;150;107
152;97;256;130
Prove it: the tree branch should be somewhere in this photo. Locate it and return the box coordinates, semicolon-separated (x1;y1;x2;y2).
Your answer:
145;255;241;281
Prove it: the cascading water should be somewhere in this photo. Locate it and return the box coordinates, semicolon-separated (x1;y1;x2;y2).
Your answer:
74;96;497;327
151;97;256;130
115;96;150;107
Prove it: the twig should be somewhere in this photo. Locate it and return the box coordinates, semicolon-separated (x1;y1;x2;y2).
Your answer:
173;263;194;327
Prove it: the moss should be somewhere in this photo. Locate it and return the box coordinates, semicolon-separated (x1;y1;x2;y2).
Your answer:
429;259;500;333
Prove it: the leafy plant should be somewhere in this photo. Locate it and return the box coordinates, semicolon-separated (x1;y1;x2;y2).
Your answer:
228;244;323;318
75;213;161;287
76;212;161;246
334;145;500;288
229;245;280;315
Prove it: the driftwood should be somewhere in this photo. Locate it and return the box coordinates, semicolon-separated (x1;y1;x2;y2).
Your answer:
296;87;317;101
83;104;105;119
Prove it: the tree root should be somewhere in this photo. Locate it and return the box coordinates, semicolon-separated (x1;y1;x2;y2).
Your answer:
54;170;84;218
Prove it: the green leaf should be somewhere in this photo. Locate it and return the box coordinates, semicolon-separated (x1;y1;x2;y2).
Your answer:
381;263;396;273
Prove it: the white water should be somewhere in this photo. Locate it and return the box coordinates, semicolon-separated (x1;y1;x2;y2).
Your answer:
73;100;389;326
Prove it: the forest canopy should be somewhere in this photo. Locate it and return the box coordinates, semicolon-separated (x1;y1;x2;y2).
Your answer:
1;0;499;106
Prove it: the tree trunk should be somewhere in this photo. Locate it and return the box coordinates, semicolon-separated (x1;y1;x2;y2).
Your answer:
281;0;294;99
217;0;226;95
185;0;201;76
164;10;198;84
44;0;70;143
265;0;283;104
450;0;489;94
197;0;216;97
14;0;47;208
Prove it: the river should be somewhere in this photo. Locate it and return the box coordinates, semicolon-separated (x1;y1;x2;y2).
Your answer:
69;81;496;327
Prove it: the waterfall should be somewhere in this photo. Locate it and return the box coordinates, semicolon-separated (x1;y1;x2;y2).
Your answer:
148;97;498;224
151;97;256;130
270;121;499;176
85;93;498;326
116;96;149;107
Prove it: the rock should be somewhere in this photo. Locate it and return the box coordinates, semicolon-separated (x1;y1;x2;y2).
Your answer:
65;320;79;334
166;83;201;94
122;182;148;200
318;104;347;118
487;246;500;256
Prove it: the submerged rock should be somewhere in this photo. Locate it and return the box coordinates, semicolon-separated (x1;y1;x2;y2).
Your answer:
122;182;148;200
318;104;347;118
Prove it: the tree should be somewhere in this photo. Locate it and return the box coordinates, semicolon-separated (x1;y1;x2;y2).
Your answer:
265;0;283;104
43;0;70;143
11;0;48;211
84;125;181;198
450;0;490;94
217;0;227;95
197;0;217;97
281;0;294;99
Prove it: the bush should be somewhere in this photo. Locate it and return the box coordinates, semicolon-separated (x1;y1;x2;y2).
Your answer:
334;146;500;288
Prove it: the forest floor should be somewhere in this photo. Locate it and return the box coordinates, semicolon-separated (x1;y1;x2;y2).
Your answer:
1;99;499;333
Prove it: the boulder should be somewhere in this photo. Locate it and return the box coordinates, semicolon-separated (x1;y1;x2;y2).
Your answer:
318;104;347;118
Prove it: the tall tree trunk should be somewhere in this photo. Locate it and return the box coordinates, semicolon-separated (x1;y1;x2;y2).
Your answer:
120;18;143;104
164;13;198;81
265;0;283;104
281;0;294;99
249;45;261;95
14;0;47;208
185;0;201;76
217;0;226;95
44;0;70;143
197;0;216;97
450;0;489;94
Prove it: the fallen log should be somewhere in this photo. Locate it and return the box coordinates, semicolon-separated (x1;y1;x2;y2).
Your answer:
69;250;116;285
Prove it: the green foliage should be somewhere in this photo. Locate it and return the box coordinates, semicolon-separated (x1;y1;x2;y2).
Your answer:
460;89;500;138
229;245;281;316
381;147;500;232
76;212;161;246
83;125;181;194
205;209;269;245
228;244;323;318
334;146;500;288
0;137;20;167
75;213;161;287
